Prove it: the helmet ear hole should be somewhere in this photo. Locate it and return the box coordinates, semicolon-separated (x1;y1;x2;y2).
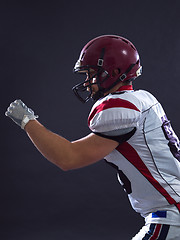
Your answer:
117;68;121;74
112;68;121;77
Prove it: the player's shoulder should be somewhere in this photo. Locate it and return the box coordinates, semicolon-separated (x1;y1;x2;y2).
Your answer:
89;89;146;116
132;89;159;108
88;90;143;133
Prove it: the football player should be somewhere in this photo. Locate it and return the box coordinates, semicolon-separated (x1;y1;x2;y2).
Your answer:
6;35;180;239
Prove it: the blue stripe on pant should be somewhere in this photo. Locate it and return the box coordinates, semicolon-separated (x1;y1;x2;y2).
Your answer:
142;224;170;239
158;225;170;240
143;224;156;239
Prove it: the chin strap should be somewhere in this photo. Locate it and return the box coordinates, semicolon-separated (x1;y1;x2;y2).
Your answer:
97;48;105;67
119;63;136;81
101;61;141;94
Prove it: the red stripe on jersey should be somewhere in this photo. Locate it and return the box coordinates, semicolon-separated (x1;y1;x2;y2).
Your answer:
116;142;177;205
88;98;140;126
176;202;180;212
150;224;162;240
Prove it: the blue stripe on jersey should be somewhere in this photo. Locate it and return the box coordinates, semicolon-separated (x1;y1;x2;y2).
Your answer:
152;211;167;218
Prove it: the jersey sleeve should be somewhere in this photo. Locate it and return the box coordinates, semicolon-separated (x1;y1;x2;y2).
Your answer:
88;95;142;134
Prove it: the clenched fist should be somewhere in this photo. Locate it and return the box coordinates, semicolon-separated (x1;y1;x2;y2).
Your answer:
5;99;38;129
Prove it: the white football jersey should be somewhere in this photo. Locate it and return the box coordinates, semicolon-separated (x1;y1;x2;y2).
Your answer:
88;86;180;225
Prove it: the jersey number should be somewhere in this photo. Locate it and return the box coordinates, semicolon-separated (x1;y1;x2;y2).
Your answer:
161;115;180;161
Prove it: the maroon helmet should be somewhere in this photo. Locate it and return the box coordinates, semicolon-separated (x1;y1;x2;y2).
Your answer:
73;35;142;103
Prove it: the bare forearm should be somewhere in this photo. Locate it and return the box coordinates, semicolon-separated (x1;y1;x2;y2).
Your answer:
25;120;73;170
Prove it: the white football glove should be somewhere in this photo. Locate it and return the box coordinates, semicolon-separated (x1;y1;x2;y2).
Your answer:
5;99;38;129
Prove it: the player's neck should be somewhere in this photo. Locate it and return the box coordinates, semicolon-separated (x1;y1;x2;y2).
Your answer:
116;85;133;92
105;83;133;95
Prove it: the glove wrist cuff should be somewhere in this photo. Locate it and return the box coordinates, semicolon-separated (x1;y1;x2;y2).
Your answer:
21;115;38;129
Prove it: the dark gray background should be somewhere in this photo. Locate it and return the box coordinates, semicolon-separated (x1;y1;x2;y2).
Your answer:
1;1;180;239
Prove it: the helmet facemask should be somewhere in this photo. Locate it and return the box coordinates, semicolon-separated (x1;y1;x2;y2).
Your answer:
72;65;110;103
